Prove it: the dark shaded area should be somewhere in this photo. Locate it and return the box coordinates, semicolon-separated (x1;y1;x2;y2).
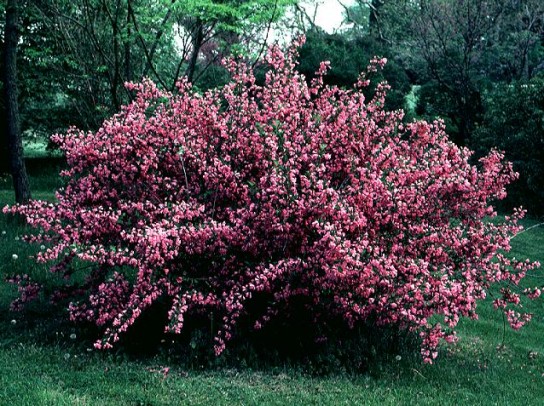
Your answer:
3;0;31;203
471;77;544;215
90;295;420;376
297;30;411;113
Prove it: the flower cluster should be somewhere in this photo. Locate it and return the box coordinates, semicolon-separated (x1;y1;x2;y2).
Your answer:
6;274;41;311
4;38;540;363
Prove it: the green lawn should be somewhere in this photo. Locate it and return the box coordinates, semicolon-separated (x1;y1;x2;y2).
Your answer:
1;175;544;405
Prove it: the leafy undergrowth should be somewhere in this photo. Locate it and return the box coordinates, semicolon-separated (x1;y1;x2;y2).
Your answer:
1;187;544;404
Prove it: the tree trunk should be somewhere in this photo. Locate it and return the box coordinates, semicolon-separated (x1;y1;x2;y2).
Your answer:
186;20;204;83
3;0;31;203
368;0;385;41
0;110;8;174
125;5;132;84
142;0;177;79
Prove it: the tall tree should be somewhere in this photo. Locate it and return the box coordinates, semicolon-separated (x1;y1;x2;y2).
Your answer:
3;0;31;203
374;0;544;145
26;0;293;131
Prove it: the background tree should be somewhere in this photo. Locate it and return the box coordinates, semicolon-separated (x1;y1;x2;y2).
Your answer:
297;28;410;111
379;0;544;145
2;0;31;203
28;0;294;131
473;77;544;215
0;0;294;188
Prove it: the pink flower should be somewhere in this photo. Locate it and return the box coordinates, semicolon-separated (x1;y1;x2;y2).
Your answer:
4;38;539;363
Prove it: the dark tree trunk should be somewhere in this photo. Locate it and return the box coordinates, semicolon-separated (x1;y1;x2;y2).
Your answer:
186;20;204;83
142;0;177;79
368;0;385;41
0;109;8;174
3;0;31;203
125;3;132;84
110;1;121;111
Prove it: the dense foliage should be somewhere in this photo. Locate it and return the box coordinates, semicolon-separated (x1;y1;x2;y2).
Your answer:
4;40;540;363
297;29;411;112
0;0;293;140
471;77;544;214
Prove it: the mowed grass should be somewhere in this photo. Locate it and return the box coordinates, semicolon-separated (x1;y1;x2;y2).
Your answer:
1;171;544;405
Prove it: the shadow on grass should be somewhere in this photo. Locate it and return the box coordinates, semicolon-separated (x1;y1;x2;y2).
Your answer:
0;290;422;378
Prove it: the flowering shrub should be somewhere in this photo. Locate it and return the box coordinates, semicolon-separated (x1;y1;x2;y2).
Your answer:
4;38;540;363
6;274;40;311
